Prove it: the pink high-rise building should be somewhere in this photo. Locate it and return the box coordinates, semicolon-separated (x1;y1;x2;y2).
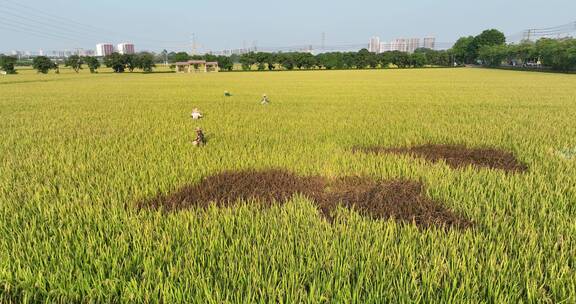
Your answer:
96;43;114;56
117;43;135;55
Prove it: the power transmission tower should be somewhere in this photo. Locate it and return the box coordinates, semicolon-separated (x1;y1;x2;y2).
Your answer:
321;32;326;50
191;33;197;55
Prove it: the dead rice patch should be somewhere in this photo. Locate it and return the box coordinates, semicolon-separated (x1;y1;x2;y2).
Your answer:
139;169;471;230
353;144;527;173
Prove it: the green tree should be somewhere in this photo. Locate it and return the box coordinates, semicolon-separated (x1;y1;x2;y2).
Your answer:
409;52;428;68
342;52;356;69
104;53;125;73
478;45;508;66
388;51;410;68
202;54;218;62
367;54;379;68
239;52;256;70
536;38;576;71
293;52;316;69
172;52;190;63
451;29;506;64
254;52;269;70
137;52;155;73
265;53;277;70
469;29;506;62
355;49;373;69
64;55;83;73
123;54;137;72
32;56;56;74
0;55;17;74
473;29;506;49
414;48;438;65
316;52;343;70
433;50;452;66
509;42;537;65
378;52;392;68
216;56;234;71
83;56;101;73
277;53;295;70
451;36;475;64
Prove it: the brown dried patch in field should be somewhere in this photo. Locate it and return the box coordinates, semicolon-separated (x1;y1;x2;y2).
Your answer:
354;144;527;173
140;169;471;230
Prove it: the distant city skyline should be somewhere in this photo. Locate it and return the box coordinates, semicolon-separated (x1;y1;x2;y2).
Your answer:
369;36;436;53
1;0;576;54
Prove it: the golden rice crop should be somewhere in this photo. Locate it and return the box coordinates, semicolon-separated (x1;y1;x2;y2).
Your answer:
0;67;575;302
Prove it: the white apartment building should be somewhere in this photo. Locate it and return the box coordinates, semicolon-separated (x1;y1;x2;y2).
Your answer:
368;36;381;53
368;36;436;53
406;38;420;53
117;43;135;55
390;38;407;52
380;42;391;52
96;43;114;57
423;37;436;49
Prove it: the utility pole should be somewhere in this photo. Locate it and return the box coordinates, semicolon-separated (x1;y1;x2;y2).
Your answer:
525;29;532;42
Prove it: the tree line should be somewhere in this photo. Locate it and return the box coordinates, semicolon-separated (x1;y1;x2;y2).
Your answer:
3;28;576;74
0;53;155;74
167;48;454;71
103;53;156;73
448;28;576;71
163;30;511;71
477;38;576;71
0;55;100;74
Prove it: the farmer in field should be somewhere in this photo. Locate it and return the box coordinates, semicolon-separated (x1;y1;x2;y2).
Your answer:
191;108;203;119
192;127;205;146
260;94;270;105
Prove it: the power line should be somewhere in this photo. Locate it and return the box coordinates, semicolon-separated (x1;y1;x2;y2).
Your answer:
0;24;75;43
0;0;189;45
0;8;106;42
508;20;576;42
0;19;82;42
0;0;112;36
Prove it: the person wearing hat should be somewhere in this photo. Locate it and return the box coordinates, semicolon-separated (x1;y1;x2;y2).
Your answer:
260;94;270;105
192;127;205;146
191;108;203;119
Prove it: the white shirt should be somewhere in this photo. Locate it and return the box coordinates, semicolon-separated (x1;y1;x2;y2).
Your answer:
191;111;203;119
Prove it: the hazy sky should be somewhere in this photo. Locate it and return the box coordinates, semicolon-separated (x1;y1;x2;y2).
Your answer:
1;0;575;53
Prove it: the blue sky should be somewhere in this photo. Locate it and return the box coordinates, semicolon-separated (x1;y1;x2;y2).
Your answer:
1;0;575;53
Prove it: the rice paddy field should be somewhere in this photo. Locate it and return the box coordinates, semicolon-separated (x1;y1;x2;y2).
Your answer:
1;67;575;303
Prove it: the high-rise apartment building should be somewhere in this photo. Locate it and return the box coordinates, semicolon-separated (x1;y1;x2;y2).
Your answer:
423;37;436;49
368;37;381;53
406;38;420;53
96;43;114;57
117;43;135;55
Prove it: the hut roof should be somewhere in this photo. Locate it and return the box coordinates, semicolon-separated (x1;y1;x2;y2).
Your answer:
174;60;208;66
